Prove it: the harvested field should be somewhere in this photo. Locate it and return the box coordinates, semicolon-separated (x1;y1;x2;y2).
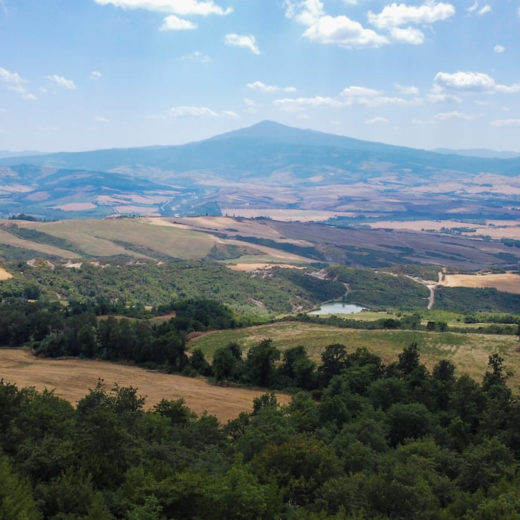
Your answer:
441;273;520;294
190;321;520;388
227;263;304;271
0;349;290;422
0;266;13;280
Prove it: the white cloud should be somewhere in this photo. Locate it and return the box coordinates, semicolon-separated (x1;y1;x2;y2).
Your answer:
181;51;210;62
0;66;36;100
427;92;462;103
467;1;478;13
494;44;505;54
224;34;261;55
491;118;520;127
274;95;342;112
275;85;409;112
434;71;494;91
395;84;419;95
246;81;296;93
285;0;388;48
434;71;520;94
477;4;491;15
89;71;103;79
95;116;110;123
389;26;424;44
368;2;455;29
284;0;325;26
160;14;197;30
365;116;390;125
94;0;232;16
221;110;240;119
341;85;408;106
0;66;23;84
168;105;238;118
304;15;388;48
46;74;76;90
434;111;475;121
169;105;219;117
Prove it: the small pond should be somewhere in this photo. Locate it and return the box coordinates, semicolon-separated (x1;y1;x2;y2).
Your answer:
309;302;365;316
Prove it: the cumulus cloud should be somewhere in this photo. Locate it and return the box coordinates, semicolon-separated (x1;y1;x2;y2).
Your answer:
367;1;455;44
246;81;296;93
304;15;389;48
494;45;505;54
368;2;455;28
94;0;232;16
168;105;238;118
434;71;520;93
491;118;520;127
365;116;390;125
224;34;261;54
46;74;76;89
284;0;388;48
89;71;103;79
0;66;36;100
389;26;424;44
477;4;491;15
160;14;197;30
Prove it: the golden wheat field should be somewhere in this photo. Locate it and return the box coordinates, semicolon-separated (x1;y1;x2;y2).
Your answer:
0;349;290;422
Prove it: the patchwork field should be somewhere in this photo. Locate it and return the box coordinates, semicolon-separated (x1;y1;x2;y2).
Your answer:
440;273;520;294
190;321;520;388
0;348;290;422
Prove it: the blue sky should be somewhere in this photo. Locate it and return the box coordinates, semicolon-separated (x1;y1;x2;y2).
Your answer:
0;0;519;152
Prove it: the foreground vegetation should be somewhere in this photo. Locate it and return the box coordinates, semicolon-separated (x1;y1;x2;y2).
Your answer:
3;342;520;518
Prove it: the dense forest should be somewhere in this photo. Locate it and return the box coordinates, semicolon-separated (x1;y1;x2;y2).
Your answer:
2;341;520;518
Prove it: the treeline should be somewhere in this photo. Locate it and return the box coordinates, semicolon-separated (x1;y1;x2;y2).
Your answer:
291;313;519;336
0;299;236;370
0;260;346;316
2;345;520;518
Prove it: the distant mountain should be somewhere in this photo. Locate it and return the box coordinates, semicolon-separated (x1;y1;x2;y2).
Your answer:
434;148;520;159
2;122;520;221
1;121;520;180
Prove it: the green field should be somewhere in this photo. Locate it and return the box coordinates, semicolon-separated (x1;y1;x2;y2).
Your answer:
190;321;520;388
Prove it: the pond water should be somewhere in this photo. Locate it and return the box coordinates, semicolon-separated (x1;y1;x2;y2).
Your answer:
309;302;365;316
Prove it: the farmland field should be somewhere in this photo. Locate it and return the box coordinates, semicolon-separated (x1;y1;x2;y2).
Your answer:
190;321;520;387
0;348;290;422
440;272;520;294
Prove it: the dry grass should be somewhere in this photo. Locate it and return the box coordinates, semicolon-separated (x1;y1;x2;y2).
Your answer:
191;321;520;389
441;273;520;294
15;219;218;259
227;263;305;271
0;228;77;259
0;349;290;422
0;266;13;280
